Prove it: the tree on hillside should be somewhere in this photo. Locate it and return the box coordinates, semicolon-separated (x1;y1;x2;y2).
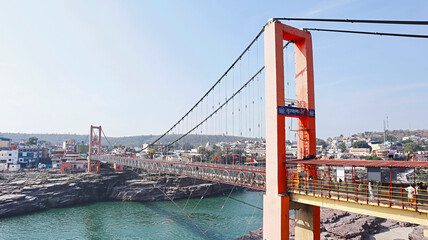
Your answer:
366;156;382;160
404;142;423;153
182;143;194;151
401;139;413;144
338;143;346;153
352;141;372;151
27;137;38;145
316;138;328;148
386;135;397;142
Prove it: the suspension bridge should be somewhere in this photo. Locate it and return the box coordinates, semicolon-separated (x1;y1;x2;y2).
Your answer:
83;19;428;240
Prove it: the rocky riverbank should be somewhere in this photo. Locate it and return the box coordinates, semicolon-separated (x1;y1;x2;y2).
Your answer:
236;208;427;240
0;169;233;218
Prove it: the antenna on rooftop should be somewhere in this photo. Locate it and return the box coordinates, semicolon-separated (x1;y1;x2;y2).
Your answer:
383;119;386;144
383;116;389;145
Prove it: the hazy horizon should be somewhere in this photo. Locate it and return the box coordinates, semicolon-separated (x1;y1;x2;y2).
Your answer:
1;1;427;140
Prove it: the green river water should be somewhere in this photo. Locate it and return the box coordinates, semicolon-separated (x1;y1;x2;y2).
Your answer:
0;191;263;240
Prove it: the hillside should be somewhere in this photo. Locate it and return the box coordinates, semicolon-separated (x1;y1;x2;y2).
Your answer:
352;129;428;142
0;132;255;148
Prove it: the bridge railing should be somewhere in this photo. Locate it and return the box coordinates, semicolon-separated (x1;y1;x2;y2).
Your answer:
287;170;428;212
92;155;266;190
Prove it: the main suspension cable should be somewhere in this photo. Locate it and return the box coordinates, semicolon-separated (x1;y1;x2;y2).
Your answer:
145;26;266;150
303;28;428;39
101;129;115;149
168;41;292;147
273;18;428;25
167;67;265;147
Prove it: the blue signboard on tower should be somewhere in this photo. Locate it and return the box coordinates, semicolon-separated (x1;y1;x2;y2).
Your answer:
277;106;307;117
278;106;316;118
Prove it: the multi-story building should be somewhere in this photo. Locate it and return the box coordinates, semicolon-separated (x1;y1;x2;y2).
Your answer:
286;144;298;157
374;149;391;159
403;135;420;142
0;149;18;163
369;142;383;152
348;148;371;157
17;146;41;168
413;151;428;161
0;137;11;150
0;150;20;171
63;139;78;153
390;143;404;154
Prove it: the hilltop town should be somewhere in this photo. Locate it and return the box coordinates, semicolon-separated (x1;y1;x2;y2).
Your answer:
0;129;427;173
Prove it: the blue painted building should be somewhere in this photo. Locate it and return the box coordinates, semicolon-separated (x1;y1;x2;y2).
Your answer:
17;146;41;168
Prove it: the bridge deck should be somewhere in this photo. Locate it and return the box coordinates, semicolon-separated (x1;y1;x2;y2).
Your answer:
287;177;428;225
93;155;428;223
92;155;266;190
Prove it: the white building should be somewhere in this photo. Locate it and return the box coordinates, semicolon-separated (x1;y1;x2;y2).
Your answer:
0;150;19;171
9;164;20;171
0;137;11;150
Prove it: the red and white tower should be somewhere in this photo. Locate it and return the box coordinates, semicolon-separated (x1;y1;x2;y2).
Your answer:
88;125;102;172
264;20;319;240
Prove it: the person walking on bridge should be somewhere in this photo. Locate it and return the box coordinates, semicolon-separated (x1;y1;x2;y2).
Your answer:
368;182;374;201
406;185;415;203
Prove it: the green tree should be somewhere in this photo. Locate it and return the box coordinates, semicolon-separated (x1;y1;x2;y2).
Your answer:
366;156;382;160
182;143;194;151
27;137;38;145
338;142;346;153
316;138;328;148
78;145;89;154
352;141;372;151
401;139;413;144
370;136;384;142
404;142;423;153
386;135;397;142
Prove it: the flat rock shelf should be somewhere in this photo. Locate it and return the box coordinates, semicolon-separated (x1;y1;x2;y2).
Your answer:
0;169;233;218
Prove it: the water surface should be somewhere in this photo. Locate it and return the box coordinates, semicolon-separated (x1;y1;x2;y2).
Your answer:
0;191;263;240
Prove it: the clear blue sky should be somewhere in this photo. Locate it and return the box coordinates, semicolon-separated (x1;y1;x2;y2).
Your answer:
1;0;427;139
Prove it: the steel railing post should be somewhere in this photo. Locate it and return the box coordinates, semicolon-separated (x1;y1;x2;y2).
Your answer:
345;178;348;201
377;184;380;206
415;188;418;211
366;183;368;204
328;166;331;198
401;183;404;209
337;181;340;200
